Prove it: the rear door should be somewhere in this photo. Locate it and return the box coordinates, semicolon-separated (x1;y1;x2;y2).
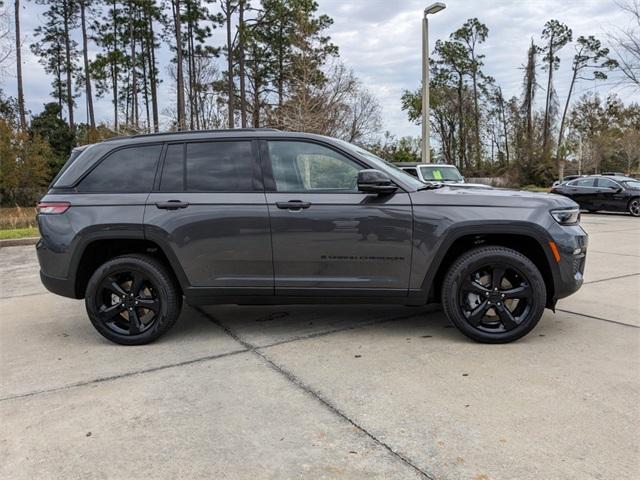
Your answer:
261;139;413;296
566;178;596;209
144;139;273;295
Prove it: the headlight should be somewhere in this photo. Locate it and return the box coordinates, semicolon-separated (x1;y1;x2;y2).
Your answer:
550;208;580;225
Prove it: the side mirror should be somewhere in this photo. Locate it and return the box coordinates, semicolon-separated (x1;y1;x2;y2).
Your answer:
610;186;622;193
357;169;398;194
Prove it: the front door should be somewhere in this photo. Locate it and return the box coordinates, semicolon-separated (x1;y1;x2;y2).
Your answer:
144;140;273;295
595;177;624;211
262;139;414;296
567;178;596;209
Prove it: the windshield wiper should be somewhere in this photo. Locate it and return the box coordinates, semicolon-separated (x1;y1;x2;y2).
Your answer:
417;182;445;191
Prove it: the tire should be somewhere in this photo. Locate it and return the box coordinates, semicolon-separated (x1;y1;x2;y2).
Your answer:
628;198;640;217
441;246;546;344
85;254;182;345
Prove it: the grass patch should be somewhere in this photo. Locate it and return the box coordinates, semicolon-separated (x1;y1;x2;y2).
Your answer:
520;185;550;192
0;227;40;240
0;206;37;229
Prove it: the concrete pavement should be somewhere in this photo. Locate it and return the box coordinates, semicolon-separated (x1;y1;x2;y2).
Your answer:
1;213;638;479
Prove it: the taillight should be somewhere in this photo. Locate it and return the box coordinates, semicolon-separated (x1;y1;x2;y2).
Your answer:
37;201;70;214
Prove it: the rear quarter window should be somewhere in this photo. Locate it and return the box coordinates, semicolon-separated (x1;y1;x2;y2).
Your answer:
77;145;162;193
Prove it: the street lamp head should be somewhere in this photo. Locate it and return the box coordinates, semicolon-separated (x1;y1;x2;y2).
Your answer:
424;2;446;16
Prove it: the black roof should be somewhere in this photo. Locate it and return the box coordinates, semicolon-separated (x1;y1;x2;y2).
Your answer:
574;174;635;182
103;128;281;143
395;162;454;167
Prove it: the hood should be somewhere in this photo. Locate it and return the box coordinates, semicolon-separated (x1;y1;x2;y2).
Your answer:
412;186;578;209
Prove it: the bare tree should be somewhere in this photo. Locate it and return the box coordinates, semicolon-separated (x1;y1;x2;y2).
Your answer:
609;0;640;89
0;2;12;79
166;54;227;130
278;62;381;143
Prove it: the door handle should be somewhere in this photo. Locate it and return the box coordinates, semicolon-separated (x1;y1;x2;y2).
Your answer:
276;200;311;210
155;200;189;210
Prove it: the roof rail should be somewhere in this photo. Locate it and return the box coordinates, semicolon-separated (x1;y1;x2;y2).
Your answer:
103;128;281;142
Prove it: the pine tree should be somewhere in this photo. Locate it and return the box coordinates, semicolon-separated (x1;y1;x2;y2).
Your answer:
79;0;95;129
91;0;129;131
31;0;80;128
539;20;572;158
14;0;26;129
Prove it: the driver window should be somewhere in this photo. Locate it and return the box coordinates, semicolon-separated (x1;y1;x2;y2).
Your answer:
597;178;617;188
268;141;362;192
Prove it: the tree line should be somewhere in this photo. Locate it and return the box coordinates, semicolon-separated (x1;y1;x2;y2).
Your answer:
7;0;379;137
1;1;639;206
1;0;382;205
401;8;640;185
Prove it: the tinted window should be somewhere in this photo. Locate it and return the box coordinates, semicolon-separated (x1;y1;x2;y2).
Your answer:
623;180;640;189
596;178;619;188
419;165;463;181
571;178;595;187
79;145;162;192
268;141;361;192
160;144;185;191
186;141;254;192
403;168;419;178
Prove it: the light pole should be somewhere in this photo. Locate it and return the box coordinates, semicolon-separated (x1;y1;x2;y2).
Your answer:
421;2;446;163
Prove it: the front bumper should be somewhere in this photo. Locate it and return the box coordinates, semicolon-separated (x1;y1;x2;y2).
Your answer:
551;224;588;300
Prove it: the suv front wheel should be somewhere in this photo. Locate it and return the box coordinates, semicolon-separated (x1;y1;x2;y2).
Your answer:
85;254;182;345
442;246;546;343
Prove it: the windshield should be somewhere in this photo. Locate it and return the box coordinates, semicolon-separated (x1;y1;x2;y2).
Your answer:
332;139;425;190
622;180;640;190
419;165;463;181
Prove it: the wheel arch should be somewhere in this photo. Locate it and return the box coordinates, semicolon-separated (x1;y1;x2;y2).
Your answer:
421;223;558;308
73;236;188;298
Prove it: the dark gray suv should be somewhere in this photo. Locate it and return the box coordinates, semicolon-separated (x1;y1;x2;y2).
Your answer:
36;129;587;345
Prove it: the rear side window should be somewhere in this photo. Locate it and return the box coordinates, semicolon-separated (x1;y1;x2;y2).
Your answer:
78;145;162;192
571;178;595;187
187;141;254;192
160;144;185;192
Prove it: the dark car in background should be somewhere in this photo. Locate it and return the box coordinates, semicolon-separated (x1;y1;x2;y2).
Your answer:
550;175;640;217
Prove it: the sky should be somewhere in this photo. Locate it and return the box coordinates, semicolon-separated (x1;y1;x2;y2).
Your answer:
2;0;638;137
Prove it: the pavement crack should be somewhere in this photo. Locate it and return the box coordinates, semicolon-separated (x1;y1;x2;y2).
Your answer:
583;272;640;285
589;250;640;258
195;306;435;480
556;309;639;328
0;348;248;403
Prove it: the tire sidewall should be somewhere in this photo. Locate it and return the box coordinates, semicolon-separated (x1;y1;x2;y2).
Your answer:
85;256;178;345
442;248;547;343
628;198;640;217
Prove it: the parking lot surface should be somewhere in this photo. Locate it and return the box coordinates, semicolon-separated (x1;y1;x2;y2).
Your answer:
1;213;639;479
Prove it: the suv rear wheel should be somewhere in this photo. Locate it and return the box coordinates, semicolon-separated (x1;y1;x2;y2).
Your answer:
85;254;182;345
442;246;546;343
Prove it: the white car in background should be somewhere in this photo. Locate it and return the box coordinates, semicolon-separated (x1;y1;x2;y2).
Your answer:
396;163;492;189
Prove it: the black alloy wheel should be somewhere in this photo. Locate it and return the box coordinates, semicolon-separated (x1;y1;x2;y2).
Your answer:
96;270;160;336
85;255;181;345
458;263;532;333
442;246;546;343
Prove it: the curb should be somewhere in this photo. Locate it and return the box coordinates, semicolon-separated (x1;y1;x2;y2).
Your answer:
0;237;40;248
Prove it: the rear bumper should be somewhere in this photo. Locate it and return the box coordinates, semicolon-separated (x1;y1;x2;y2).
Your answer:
40;270;77;298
